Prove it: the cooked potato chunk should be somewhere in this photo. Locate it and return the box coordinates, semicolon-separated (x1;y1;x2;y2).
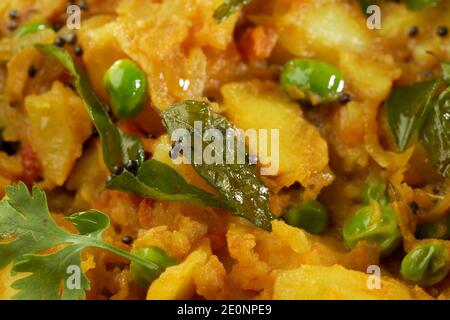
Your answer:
25;81;92;187
222;80;331;191
146;240;211;300
273;264;430;300
78;16;127;101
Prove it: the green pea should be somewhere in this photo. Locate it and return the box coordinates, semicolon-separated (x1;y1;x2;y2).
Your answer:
362;179;389;206
130;246;176;288
416;216;450;240
343;202;401;257
103;59;148;119
283;200;329;234
400;242;450;286
280;58;345;104
15;20;52;39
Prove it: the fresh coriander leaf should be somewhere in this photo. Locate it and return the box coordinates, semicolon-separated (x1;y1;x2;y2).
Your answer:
162;100;273;231
65;211;110;238
0;183;70;271
12;245;90;300
387;79;440;151
420;88;450;178
0;183;93;299
213;0;251;23
107;160;230;209
441;60;450;86
0;182;168;300
35;44;145;173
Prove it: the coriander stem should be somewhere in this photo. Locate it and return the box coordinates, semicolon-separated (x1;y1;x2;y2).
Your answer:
89;239;160;271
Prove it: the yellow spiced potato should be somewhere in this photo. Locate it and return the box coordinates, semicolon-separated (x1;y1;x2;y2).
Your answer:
146;240;212;300
0;0;449;302
24;81;92;187
272;264;430;300
222;80;332;194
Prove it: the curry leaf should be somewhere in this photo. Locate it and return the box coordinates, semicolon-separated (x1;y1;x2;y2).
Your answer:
213;0;252;23
162;100;273;231
35;44;145;173
387;79;440;151
0;182;166;300
420;88;450;177
107;160;230;209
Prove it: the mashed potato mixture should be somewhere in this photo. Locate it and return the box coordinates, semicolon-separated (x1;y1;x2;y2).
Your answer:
0;0;449;300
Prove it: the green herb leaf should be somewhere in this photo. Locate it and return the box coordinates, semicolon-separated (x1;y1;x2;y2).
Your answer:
0;183;71;271
65;211;110;238
107;160;230;209
358;0;373;13
0;182;169;300
420;88;450;177
0;183;94;299
405;0;439;11
387;79;440;151
15;20;52;39
213;0;251;23
12;245;90;300
441;60;450;86
35;44;145;173
162;100;273;231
